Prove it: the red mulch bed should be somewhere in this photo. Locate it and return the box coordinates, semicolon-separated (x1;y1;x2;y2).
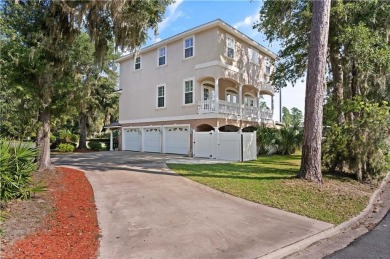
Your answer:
4;167;100;259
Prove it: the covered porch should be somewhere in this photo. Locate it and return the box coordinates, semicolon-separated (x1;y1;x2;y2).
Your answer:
196;77;274;122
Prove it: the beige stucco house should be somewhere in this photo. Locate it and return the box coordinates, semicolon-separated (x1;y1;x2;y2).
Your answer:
115;19;277;155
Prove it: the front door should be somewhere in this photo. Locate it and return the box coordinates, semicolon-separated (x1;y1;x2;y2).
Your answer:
203;86;215;101
202;83;215;112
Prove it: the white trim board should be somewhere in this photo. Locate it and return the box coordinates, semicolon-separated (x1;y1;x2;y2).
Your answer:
119;113;245;124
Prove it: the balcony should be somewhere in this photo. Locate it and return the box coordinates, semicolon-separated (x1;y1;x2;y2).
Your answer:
197;100;273;122
260;82;274;94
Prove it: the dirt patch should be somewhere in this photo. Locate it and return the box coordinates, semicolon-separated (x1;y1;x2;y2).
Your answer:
1;167;99;258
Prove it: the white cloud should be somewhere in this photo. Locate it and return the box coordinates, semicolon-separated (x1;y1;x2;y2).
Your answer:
155;38;162;43
158;0;184;32
233;14;258;30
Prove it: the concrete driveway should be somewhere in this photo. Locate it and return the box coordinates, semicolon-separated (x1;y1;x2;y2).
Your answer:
52;151;332;259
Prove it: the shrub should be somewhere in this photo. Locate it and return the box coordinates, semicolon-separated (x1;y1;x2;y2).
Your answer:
0;139;42;201
88;141;102;151
257;125;280;155
277;127;303;155
70;133;79;143
50;134;56;143
256;125;303;155
58;129;72;141
57;143;75;153
322;98;390;182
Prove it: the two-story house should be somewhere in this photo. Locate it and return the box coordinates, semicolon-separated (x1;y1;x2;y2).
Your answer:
115;19;276;156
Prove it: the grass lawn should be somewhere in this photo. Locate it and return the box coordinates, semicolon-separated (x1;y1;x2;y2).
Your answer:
168;155;374;225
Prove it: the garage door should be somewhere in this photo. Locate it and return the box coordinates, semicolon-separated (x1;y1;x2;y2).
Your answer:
143;127;161;152
164;126;190;155
123;128;141;151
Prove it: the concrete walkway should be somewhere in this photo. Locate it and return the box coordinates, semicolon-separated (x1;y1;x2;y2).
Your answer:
52;151;332;259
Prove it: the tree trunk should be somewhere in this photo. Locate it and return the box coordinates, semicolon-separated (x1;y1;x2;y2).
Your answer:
37;109;52;170
78;112;88;149
298;0;331;183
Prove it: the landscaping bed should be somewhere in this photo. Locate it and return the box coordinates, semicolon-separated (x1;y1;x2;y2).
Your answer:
1;167;99;258
168;155;375;224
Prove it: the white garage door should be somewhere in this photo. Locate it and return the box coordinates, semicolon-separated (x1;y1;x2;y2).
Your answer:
123;128;141;151
164;126;190;155
143;127;161;153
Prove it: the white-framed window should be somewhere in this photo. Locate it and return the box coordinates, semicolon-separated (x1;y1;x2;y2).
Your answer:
226;89;238;103
250;48;259;64
265;57;271;75
226;35;235;59
157;84;165;108
134;56;141;70
244;94;255;107
184;36;194;59
184;79;194;104
158;46;166;66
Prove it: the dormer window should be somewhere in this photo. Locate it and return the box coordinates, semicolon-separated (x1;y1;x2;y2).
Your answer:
226;35;235;59
158;47;166;66
134;56;141;70
184;37;194;58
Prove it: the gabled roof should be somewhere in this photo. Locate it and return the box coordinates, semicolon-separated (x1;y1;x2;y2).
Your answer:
115;19;277;63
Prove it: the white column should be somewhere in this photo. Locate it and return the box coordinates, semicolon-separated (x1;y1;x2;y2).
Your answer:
215;77;219;113
271;95;275;115
238;84;243;117
109;130;114;151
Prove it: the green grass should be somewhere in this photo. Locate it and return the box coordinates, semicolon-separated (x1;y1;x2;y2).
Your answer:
168;155;373;224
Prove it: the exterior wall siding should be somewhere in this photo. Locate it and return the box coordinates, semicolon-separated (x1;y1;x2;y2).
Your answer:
119;27;220;123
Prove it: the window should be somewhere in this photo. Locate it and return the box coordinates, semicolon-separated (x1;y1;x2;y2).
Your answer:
250;48;259;64
134;56;141;70
158;47;166;66
184;37;194;58
265;57;271;75
226;35;235;59
157;85;165;108
202;83;215;101
184;80;194;104
226;90;238;103
244;95;255;107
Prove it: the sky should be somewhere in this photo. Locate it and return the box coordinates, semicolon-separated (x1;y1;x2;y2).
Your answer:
144;0;306;122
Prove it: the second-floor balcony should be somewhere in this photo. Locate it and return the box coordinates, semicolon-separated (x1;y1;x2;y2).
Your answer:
197;100;273;121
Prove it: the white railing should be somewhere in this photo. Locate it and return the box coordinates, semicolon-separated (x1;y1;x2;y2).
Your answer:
198;100;273;121
242;106;258;118
197;100;216;113
219;100;240;115
259;108;273;121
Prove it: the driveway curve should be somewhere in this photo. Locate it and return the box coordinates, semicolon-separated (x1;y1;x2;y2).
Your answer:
52;151;332;259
